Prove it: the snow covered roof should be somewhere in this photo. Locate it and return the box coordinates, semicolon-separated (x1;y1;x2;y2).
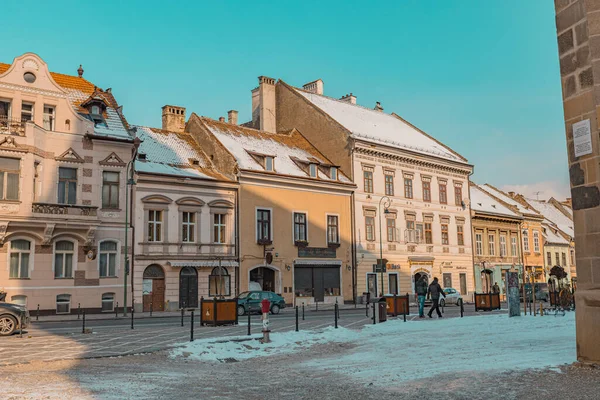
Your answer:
481;184;542;218
528;200;574;238
470;184;520;218
542;224;570;245
293;87;467;164
197;118;352;183
134;126;227;181
0;62;131;140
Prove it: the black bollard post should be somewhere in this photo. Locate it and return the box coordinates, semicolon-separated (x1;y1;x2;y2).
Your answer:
181;307;184;327
372;301;376;325
199;297;204;327
460;298;464;318
366;301;369;317
115;302;119;319
131;303;134;330
296;306;299;332
334;303;338;329
36;304;39;321
150;302;153;317
336;298;340;320
247;305;251;336
190;311;194;342
316;301;318;312
403;298;407;323
78;303;81;320
302;303;305;321
82;310;86;334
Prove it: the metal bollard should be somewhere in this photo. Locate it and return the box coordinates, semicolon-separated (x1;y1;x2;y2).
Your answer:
115;302;119;319
247;300;251;336
150;302;153;317
334;303;338;329
131;303;134;330
316;301;318;311
36;304;39;321
295;306;299;332
366;301;369;317
372;301;376;325
181;308;184;327
404;299;407;323
82;310;86;334
190;311;194;342
302;303;305;321
335;298;340;320
460;298;464;318
78;303;81;320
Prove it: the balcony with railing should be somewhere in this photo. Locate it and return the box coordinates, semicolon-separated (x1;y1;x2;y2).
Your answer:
0;116;26;136
32;202;98;217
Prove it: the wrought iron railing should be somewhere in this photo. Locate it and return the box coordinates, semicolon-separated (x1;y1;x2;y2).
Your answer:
0;116;26;136
32;202;98;216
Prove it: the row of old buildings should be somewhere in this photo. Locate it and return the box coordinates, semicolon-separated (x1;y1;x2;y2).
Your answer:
0;53;575;314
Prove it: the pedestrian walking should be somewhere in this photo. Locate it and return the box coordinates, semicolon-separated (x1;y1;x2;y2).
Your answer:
492;282;500;294
427;277;446;318
415;275;428;318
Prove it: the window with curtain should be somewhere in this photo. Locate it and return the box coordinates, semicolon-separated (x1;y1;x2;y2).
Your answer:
422;181;431;202
148;210;162;242
0;157;20;201
293;212;307;242
384;174;394;196
475;233;483;255
102;171;119;209
209;267;230;297
439;184;447;204
99;241;117;277
54;240;74;278
441;224;449;245
457;225;464;246
404;178;413;198
363;170;373;193
533;231;540;253
387;218;396;242
511;237;518;256
9;239;30;278
500;235;507;257
365;216;375;241
523;230;530;252
182;211;195;242
213;213;226;243
327;215;339;244
256;209;271;242
58;167;77;204
488;234;495;256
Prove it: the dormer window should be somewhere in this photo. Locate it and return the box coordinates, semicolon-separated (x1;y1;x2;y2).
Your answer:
330;167;337;180
265;156;274;172
309;163;317;178
138;153;147;161
91;105;101;115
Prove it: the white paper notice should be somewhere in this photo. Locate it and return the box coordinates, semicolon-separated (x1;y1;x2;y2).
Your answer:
142;279;152;295
573;119;593;157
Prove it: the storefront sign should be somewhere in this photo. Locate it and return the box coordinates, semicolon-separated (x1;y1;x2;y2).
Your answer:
298;247;336;258
573;119;593;157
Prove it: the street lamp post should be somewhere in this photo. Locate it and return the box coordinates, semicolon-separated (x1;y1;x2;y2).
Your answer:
378;196;391;296
123;137;141;316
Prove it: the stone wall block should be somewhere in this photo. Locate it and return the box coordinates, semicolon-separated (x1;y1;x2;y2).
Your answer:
564;75;578;98
579;67;594;88
588;10;600;35
585;0;600;12
559;29;575;54
575;21;589;45
563;89;594;119
574;207;587;235
572;185;600;209
556;0;571;13
556;1;586;33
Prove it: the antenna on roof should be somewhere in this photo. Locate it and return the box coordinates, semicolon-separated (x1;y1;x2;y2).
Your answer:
534;191;542;200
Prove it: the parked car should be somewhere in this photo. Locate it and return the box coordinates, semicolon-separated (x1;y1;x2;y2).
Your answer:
0;302;30;336
237;291;286;316
439;288;462;307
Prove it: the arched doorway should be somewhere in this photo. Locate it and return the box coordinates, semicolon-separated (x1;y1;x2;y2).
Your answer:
179;267;198;308
143;264;165;312
414;272;429;293
250;266;277;293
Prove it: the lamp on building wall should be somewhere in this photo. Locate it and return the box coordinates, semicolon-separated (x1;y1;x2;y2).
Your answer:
286;265;291;271
378;195;391;296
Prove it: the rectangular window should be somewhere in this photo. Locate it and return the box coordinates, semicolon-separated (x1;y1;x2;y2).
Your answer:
257;209;271;242
441;224;449;245
293;212;307;242
363;170;373;193
43;105;55;130
388;274;398;295
265;156;274;171
555;252;560;266
367;273;378;296
182;212;195;242
0;157;20;201
387;218;396;242
54;241;74;278
423;181;431;202
102;293;115;312
9;240;30;278
523;230;530;252
416;223;424;244
327;215;339;244
454;186;463;206
457;225;464;246
547;252;552;266
148;210;162;242
500;235;507;257
58;167;77;204
475;233;483;255
488;234;495;256
309;163;317;178
511;237;518;256
102;171;119;209
21;102;34;122
443;273;452;288
99;241;117;277
213;214;226;244
459;273;467;295
533;231;540;253
365;216;375;241
209;268;231;297
330;167;337;180
385;174;394;196
425;222;433;244
562;253;567;267
439;184;447;204
404;178;413;199
56;294;71;314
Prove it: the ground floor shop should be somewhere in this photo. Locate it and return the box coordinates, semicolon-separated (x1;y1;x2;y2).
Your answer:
132;260;238;312
474;263;524;297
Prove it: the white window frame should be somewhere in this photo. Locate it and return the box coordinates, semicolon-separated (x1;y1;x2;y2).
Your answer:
10;295;27;306
148;209;163;242
387;272;399;295
98;239;120;278
330;167;338;180
101;293;115;312
309;163;317;178
182;211;196;243
101;170;120;209
56;294;71;314
475;233;483;256
488;234;495;256
511;236;518;256
255;207;273;242
0;156;20;201
21;101;34;122
292;211;308;243
500;235;507;257
8;238;33;278
213;213;226;244
265;156;274;172
43;104;56;131
533;231;540;253
53;239;77;279
523;230;530;252
326;214;340;245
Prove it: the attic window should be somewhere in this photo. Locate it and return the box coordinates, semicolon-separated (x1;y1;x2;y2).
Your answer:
265;156;274;172
309;163;317;178
23;72;36;83
91;105;101;115
138;153;147;161
190;159;200;166
330;167;338;180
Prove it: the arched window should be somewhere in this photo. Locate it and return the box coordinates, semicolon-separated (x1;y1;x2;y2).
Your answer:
101;293;115;312
11;295;27;306
99;241;118;277
56;294;71;314
209;266;230;297
9;239;31;278
54;240;75;278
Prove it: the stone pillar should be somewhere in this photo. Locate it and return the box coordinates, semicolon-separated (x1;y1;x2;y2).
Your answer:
555;0;600;364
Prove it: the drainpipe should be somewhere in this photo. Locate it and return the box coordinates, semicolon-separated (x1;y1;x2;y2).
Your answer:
350;149;357;303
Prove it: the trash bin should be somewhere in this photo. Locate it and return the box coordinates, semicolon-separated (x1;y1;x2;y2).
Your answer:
378;297;387;323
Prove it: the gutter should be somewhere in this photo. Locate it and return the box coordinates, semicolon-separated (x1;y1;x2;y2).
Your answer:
84;133;134;144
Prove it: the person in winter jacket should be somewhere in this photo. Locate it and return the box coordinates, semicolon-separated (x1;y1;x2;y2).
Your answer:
427;277;446;318
415;275;428;318
492;282;500;294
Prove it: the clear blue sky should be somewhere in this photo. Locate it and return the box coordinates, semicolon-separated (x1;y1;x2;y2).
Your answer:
2;0;568;199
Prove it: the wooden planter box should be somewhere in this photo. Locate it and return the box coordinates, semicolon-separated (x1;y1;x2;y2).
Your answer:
200;297;238;326
384;293;410;316
474;292;501;311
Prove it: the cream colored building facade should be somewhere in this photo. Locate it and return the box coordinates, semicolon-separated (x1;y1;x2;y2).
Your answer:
245;76;475;300
0;53;134;313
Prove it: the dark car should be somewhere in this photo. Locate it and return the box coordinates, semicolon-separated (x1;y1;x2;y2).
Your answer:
0;302;30;336
237;291;286;316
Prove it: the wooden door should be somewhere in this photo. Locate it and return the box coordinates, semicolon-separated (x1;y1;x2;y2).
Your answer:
152;279;165;311
179;268;198;309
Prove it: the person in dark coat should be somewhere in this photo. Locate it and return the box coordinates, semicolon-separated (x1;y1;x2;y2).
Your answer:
492;282;500;294
415;275;428;318
427;277;446;318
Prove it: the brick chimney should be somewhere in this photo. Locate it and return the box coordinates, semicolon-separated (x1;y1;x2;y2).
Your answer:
302;79;324;95
162;105;186;133
251;76;277;133
508;191;515;198
228;110;238;125
340;93;356;104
